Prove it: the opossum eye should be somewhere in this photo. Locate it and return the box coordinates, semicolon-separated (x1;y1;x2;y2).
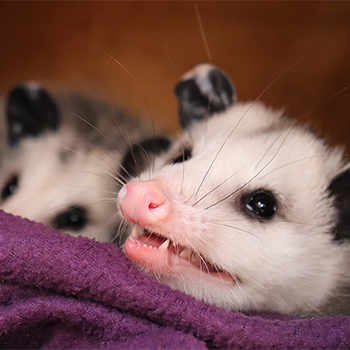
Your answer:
52;206;88;232
1;175;19;201
171;148;192;164
243;189;277;219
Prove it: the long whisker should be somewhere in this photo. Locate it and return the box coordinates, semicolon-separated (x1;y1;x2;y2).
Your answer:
113;219;130;246
195;58;304;198
104;212;124;242
45;197;117;213
62;184;118;196
211;217;328;228
194;1;212;63
300;83;350;121
193;166;246;207
62;109;124;157
96;48;157;143
209;221;264;246
205;120;298;210
43;136;130;187
59;111;135;182
255;132;284;170
61;145;126;187
184;188;197;205
259;154;331;180
181;235;217;280
180;145;187;195
63;169;115;180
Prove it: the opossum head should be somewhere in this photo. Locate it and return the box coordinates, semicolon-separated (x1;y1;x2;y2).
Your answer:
118;64;350;316
0;83;126;242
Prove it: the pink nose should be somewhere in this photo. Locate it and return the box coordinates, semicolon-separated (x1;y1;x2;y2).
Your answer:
118;181;171;227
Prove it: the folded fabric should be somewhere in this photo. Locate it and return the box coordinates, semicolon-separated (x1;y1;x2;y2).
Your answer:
1;210;350;349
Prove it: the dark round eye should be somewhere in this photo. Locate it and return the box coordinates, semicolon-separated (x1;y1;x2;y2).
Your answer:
171;148;192;164
1;175;19;201
243;189;277;220
52;206;88;232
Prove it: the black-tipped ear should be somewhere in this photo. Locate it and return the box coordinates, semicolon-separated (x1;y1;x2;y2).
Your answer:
119;136;171;181
328;169;350;240
6;84;60;146
174;64;236;129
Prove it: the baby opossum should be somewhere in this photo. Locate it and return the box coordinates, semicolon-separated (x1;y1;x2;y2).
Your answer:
118;64;350;317
0;83;153;243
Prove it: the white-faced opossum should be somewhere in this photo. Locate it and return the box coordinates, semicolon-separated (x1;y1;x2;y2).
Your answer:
0;83;162;243
118;64;350;317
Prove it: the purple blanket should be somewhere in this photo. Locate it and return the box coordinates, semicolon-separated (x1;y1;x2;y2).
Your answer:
1;210;350;349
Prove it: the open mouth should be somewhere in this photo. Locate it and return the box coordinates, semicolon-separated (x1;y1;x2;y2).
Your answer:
124;224;235;284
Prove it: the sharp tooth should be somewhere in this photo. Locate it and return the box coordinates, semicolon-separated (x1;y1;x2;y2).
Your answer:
179;247;191;259
158;239;170;250
131;224;139;238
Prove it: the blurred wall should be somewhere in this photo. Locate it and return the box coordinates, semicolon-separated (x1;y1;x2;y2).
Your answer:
0;2;350;149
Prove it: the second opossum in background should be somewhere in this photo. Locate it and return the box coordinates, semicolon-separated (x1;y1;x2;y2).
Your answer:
0;83;158;243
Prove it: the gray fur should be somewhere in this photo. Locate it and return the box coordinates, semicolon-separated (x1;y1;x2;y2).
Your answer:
0;84;150;243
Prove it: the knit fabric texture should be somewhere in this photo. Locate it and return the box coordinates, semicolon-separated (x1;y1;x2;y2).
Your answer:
0;210;349;349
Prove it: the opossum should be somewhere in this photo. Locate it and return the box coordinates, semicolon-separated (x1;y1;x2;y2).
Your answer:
118;64;350;316
0;83;157;243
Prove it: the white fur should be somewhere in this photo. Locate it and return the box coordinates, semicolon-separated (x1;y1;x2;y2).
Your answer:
0;127;121;241
125;101;350;316
0;86;151;243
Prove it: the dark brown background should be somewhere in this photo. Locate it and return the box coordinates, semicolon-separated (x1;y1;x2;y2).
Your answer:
1;2;350;150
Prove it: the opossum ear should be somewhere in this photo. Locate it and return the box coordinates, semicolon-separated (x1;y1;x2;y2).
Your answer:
6;83;60;146
328;169;350;240
174;64;236;129
119;136;171;180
